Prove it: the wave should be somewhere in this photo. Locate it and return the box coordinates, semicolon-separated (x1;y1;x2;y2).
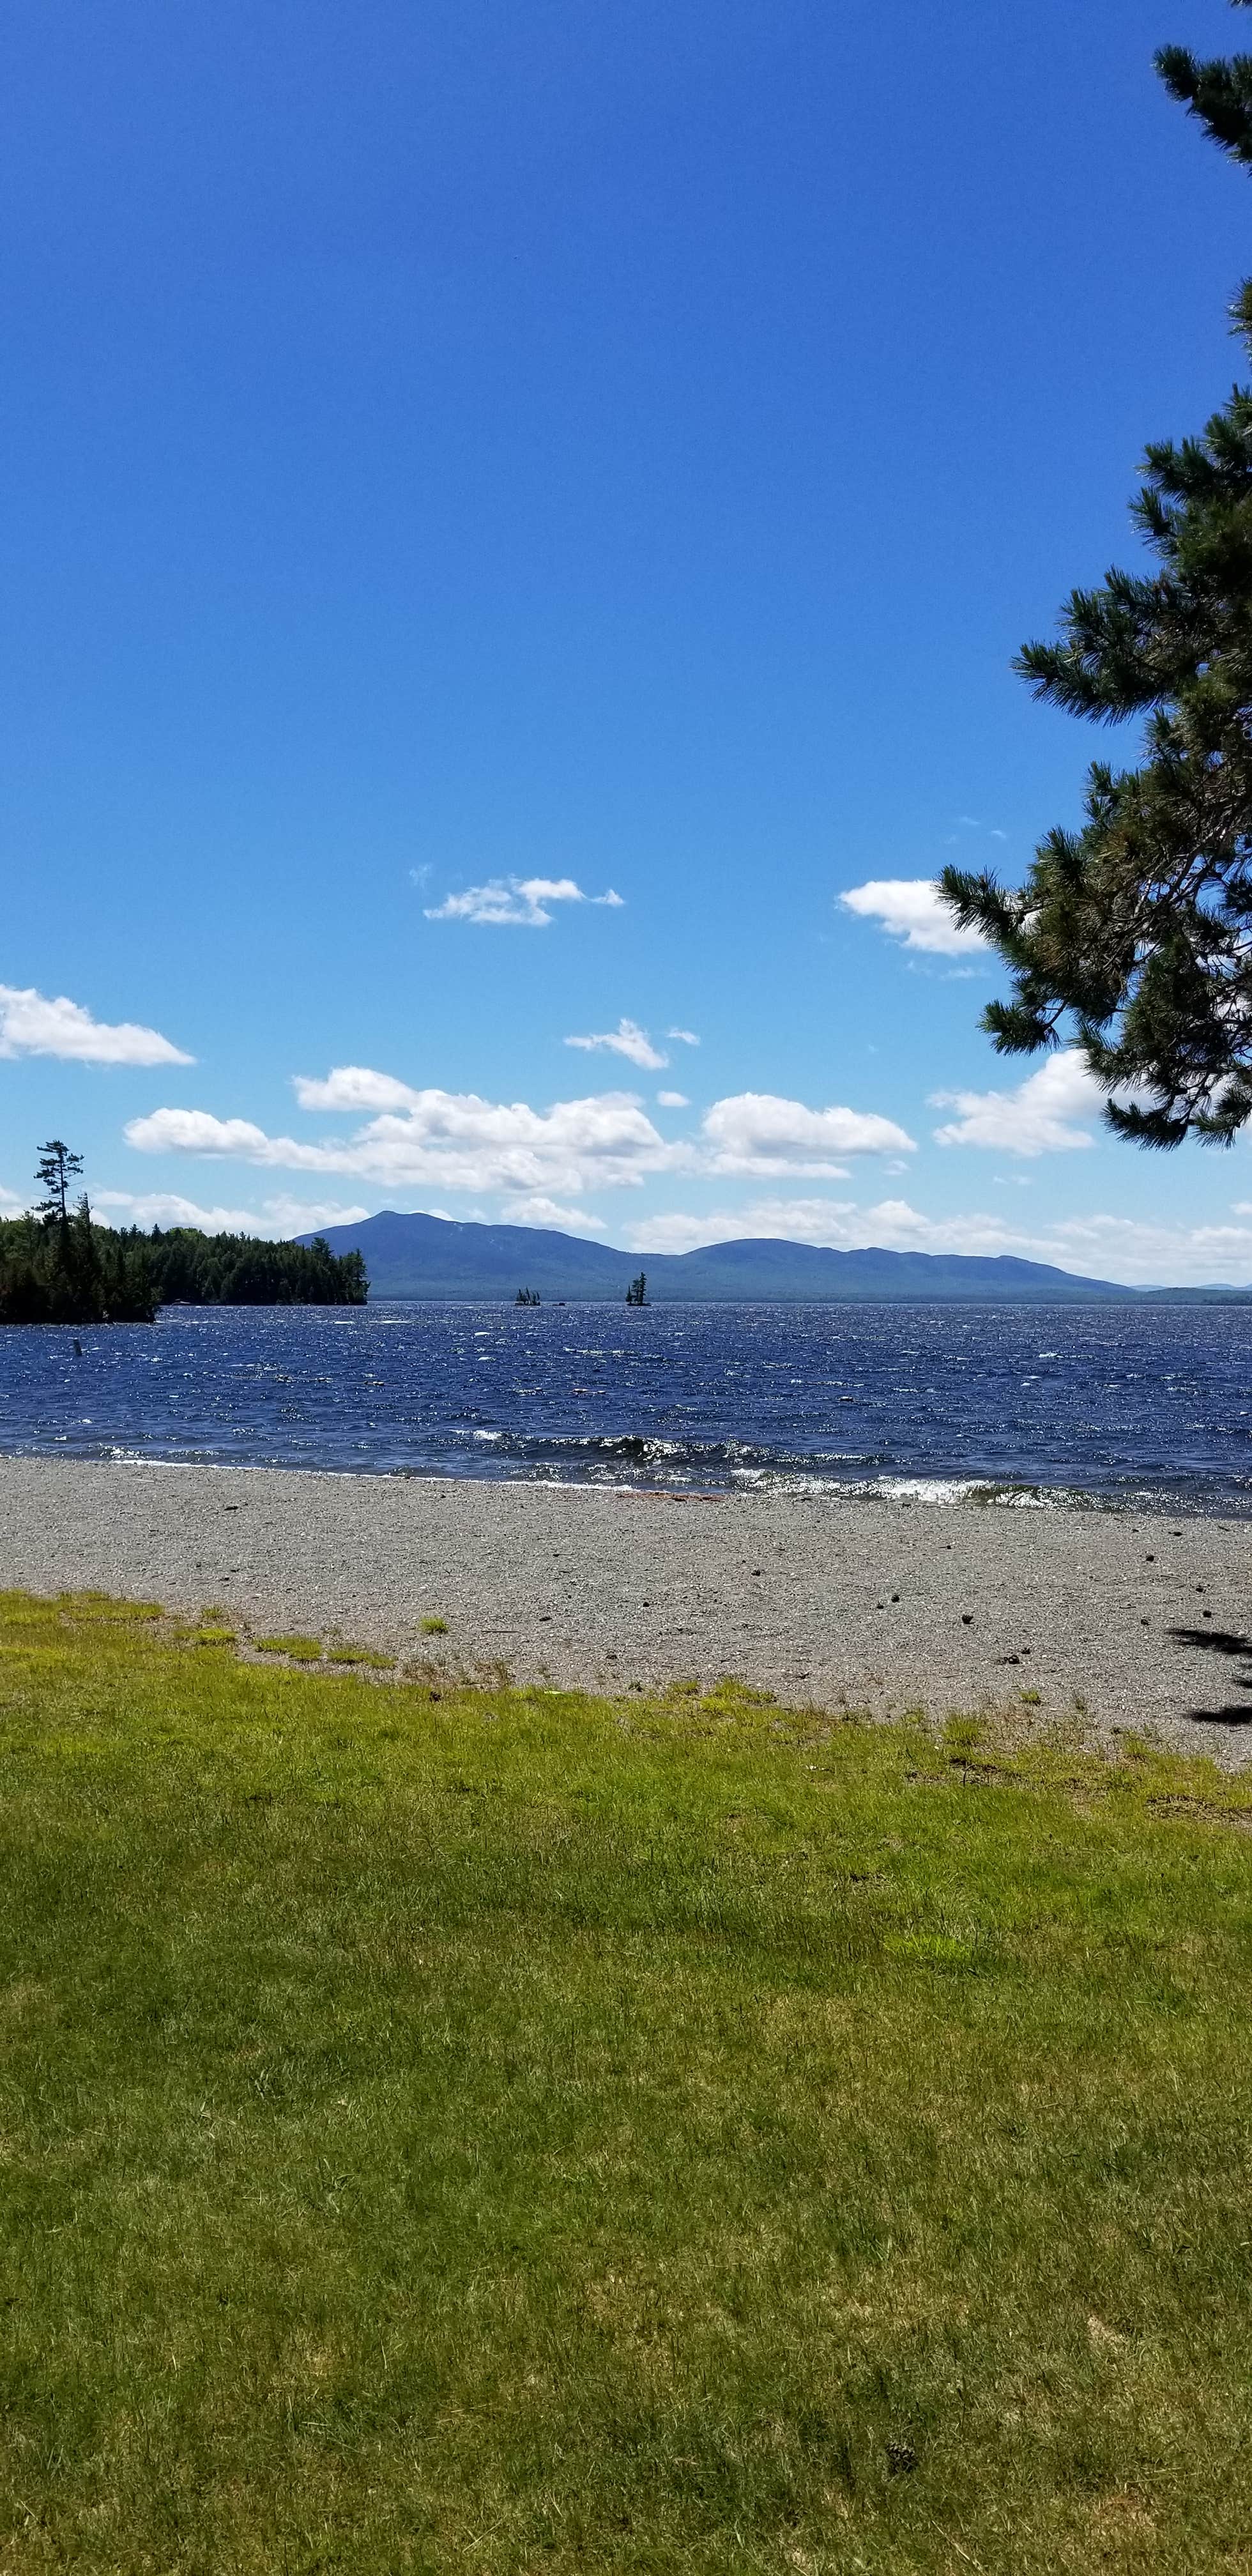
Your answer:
5;1300;1251;1517
393;1433;1135;1505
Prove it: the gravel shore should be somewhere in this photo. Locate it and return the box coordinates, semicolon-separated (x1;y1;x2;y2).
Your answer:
3;1455;1252;1761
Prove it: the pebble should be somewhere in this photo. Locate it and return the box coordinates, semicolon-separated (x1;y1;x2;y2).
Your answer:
2;1456;1251;1765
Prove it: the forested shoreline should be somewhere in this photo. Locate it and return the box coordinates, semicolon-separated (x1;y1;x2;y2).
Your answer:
0;1216;367;1325
144;1227;368;1309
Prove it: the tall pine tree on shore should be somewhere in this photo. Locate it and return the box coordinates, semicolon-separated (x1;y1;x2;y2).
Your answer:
942;2;1252;1147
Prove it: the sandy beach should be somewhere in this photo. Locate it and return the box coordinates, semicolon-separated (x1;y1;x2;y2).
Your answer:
3;1453;1252;1760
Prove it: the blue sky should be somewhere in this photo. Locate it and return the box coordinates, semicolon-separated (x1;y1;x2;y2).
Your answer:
4;0;1252;1282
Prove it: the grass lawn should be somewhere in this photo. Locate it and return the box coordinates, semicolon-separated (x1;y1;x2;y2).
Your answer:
2;1592;1252;2573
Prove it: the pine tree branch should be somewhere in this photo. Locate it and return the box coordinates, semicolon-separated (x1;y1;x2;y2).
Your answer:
1156;43;1252;164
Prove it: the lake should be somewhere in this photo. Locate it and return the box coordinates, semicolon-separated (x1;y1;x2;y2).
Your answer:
2;1298;1251;1514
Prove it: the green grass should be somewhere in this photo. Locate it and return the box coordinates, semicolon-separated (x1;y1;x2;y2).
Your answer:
2;1590;1252;2572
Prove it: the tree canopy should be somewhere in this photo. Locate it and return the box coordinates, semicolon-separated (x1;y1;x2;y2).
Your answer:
141;1228;367;1308
0;1218;369;1326
942;1;1252;1147
0;1142;369;1323
0;1208;155;1326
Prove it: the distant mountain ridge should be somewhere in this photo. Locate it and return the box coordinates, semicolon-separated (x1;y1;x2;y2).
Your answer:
294;1208;1235;1301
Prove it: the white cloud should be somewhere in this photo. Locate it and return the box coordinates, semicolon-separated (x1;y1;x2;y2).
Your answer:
839;879;989;957
701;1092;915;1176
1039;1213;1252;1284
260;1196;372;1234
668;1027;700;1046
424;876;624;927
94;1191;370;1236
0;983;192;1065
657;1091;689;1108
293;1066;420;1114
126;1082;691;1199
129;1070;922;1204
623;1207;782;1255
931;1051;1101;1154
499;1195;609;1234
565;1017;668;1070
623;1194;1252;1285
609;1196;882;1257
95;1190;270;1230
116;1054;1252;1285
625;1198;879;1255
126;1110;274;1158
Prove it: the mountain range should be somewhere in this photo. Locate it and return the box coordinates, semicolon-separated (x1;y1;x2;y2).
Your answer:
296;1209;1243;1302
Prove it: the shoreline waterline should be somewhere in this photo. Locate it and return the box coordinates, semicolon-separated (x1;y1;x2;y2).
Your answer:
0;1442;1206;1516
3;1452;1252;1763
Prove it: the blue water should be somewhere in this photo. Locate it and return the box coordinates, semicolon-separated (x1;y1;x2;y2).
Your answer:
3;1299;1252;1514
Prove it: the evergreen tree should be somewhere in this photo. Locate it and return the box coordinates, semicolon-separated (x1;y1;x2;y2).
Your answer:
942;2;1252;1147
0;1213;365;1325
1;1140;368;1326
34;1140;83;1229
1157;7;1252;168
140;1229;367;1306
